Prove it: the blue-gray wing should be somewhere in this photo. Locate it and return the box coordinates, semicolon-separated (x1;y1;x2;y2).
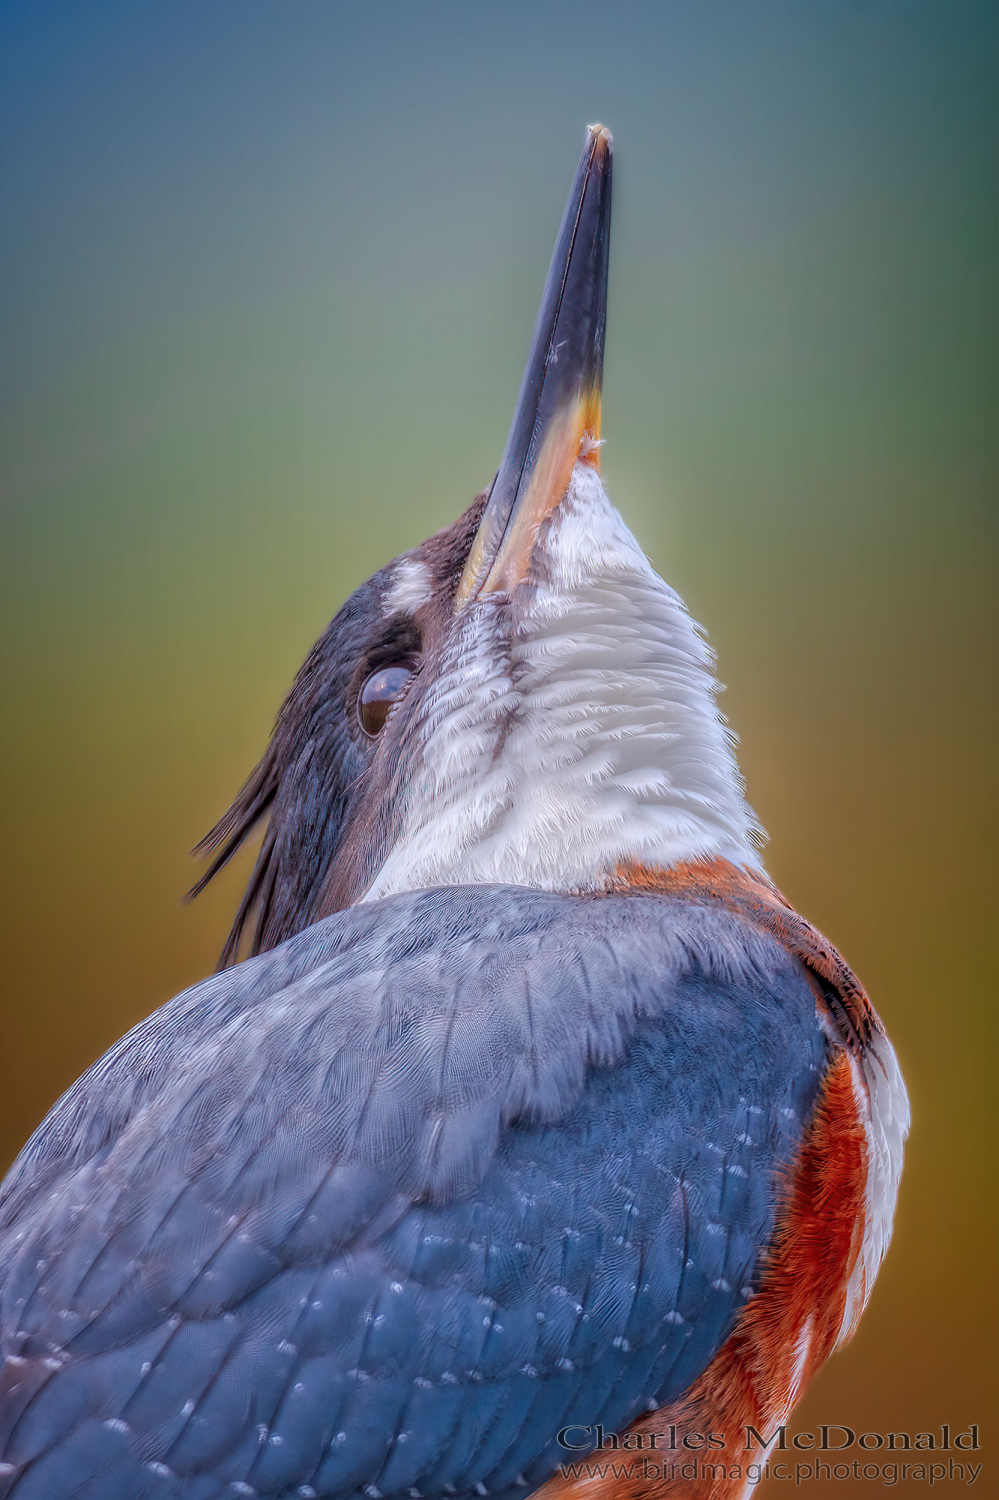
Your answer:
0;886;828;1500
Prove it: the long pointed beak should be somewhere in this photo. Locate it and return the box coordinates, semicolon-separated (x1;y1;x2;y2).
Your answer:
456;124;612;606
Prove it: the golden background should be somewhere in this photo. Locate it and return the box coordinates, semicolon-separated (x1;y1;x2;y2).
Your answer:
2;4;995;1494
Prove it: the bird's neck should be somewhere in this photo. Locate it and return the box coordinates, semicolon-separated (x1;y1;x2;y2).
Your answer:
364;465;763;901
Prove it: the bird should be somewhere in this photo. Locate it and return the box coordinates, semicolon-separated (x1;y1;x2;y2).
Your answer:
0;126;907;1500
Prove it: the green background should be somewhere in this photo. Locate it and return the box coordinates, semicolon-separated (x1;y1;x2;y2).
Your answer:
2;4;995;1493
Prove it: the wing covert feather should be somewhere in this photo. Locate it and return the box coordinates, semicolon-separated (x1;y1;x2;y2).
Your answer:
0;887;828;1499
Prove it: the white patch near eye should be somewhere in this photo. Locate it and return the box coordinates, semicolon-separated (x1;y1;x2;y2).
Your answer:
382;559;431;617
364;463;764;901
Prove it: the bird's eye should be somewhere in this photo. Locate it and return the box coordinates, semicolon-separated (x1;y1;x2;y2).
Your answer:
358;665;413;737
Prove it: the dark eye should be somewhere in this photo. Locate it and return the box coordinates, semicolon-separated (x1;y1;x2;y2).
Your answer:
358;664;413;737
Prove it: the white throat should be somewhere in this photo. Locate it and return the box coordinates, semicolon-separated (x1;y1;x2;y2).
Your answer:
364;465;762;901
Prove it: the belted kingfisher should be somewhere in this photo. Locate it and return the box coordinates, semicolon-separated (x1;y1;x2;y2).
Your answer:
0;127;907;1500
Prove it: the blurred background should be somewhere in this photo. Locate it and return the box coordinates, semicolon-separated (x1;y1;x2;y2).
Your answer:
1;2;995;1493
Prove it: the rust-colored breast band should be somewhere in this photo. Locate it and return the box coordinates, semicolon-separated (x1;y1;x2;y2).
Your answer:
613;858;878;1054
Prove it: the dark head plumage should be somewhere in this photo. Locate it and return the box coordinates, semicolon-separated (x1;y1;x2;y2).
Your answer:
191;496;486;964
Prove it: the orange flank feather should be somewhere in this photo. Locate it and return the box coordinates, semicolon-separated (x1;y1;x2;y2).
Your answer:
537;1052;869;1500
530;858;880;1500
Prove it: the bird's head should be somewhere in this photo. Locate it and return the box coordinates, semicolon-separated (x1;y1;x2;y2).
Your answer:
194;127;763;962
